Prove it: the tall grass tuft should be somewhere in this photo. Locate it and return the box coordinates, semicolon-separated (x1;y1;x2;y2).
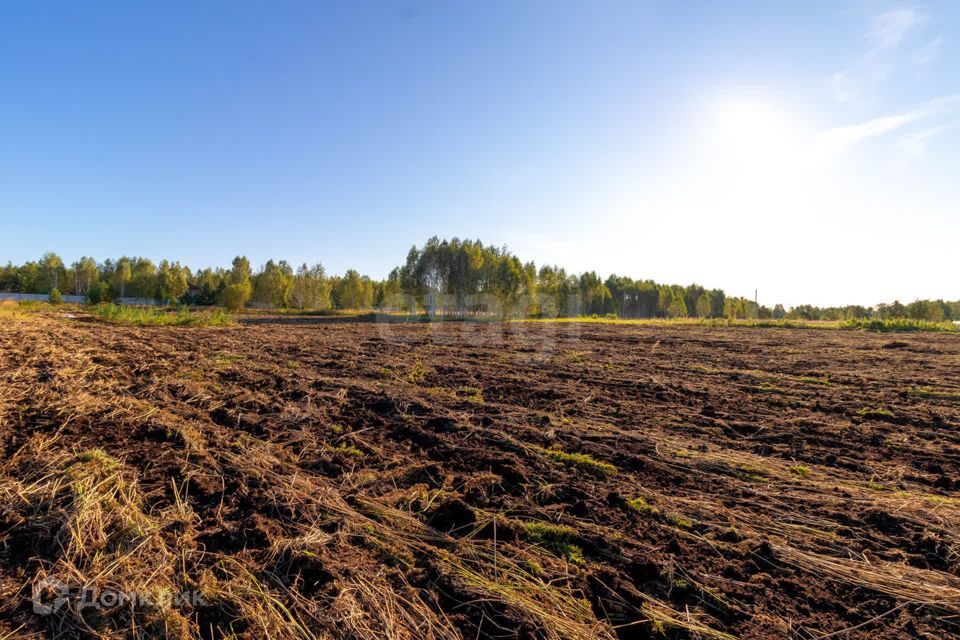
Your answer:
92;303;234;327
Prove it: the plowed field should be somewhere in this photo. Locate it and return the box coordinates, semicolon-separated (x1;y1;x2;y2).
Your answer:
1;313;959;639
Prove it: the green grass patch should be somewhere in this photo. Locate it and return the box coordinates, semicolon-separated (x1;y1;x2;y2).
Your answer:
691;364;720;374
628;497;659;516
213;351;246;366
71;448;119;469
560;349;591;363
92;303;234;327
665;513;693;529
621;496;696;532
406;360;431;384
798;376;831;386
328;444;364;459
789;465;811;476
535;447;617;477
459;386;485;403
522;521;585;565
735;463;770;481
911;386;960;400
702;460;769;482
856;407;896;420
423;386;484;403
754;381;785;394
425;386;457;399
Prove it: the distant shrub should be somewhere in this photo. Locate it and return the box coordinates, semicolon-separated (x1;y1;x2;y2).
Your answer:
840;318;958;333
85;282;113;305
48;289;63;304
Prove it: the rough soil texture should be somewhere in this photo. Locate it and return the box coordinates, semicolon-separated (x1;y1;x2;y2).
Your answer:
1;312;959;639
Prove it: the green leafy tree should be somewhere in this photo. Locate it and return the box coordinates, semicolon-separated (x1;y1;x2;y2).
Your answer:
291;263;331;310
668;293;688;318
71;257;99;295
115;257;132;298
333;269;374;309
158;260;189;303
191;267;223;304
695;293;711;318
219;284;249;312
253;259;292;308
907;299;944;322
41;253;65;293
218;256;252;311
127;258;158;299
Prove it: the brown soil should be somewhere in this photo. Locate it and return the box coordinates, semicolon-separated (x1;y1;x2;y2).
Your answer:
1;313;959;639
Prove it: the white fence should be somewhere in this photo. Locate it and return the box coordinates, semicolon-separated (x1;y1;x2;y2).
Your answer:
0;292;86;304
115;297;161;306
0;292;161;306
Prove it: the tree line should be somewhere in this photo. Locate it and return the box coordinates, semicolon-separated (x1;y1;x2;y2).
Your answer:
2;239;958;321
0;253;375;312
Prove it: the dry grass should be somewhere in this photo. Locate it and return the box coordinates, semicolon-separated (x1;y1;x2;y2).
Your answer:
0;435;197;638
4;310;960;639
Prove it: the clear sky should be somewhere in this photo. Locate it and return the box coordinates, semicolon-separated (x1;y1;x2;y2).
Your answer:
1;1;957;307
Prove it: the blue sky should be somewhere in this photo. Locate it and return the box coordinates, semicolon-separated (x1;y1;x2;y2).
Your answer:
1;1;957;306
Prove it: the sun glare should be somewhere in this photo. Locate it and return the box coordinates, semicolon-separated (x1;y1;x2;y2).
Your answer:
706;99;812;184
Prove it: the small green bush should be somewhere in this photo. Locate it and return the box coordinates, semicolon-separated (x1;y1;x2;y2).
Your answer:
85;282;113;304
218;283;251;312
48;289;63;304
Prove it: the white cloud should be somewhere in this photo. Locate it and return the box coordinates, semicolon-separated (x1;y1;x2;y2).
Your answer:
830;57;892;103
869;9;926;49
817;112;918;153
831;8;929;103
912;36;943;64
893;122;956;158
816;95;959;154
